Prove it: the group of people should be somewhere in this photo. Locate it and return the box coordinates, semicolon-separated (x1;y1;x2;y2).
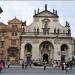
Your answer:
52;60;73;74
0;60;11;73
60;61;73;74
0;59;73;74
21;61;32;69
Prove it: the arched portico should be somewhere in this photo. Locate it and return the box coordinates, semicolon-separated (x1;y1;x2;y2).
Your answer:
43;53;48;63
61;44;68;63
24;43;32;63
39;41;54;63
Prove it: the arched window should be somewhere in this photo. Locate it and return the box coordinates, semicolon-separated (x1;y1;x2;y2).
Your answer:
25;43;32;52
54;28;56;33
8;47;18;57
61;44;68;51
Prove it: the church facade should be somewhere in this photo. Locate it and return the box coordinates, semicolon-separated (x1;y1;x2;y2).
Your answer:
0;4;73;64
20;4;73;64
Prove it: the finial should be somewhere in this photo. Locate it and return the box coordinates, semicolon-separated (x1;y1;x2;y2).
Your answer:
56;10;57;15
45;4;47;10
34;10;36;15
24;20;26;25
0;7;3;14
65;21;70;27
15;16;16;19
53;9;54;13
37;8;39;14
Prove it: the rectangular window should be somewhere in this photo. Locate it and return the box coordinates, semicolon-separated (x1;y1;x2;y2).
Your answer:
12;25;17;28
11;39;16;45
46;44;49;49
12;32;17;36
43;44;45;49
0;41;4;48
15;32;17;36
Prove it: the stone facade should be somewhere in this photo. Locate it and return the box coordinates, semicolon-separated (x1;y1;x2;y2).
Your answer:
0;22;7;61
20;4;73;64
0;18;22;64
0;4;73;64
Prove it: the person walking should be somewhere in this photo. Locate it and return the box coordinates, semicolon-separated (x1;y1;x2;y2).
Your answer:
69;61;73;69
61;62;64;70
0;62;3;73
52;61;56;69
65;62;70;74
29;61;32;68
25;62;28;69
22;61;24;69
7;61;10;68
43;60;47;70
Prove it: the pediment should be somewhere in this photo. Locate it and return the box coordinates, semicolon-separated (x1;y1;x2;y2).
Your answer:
8;17;22;24
33;10;59;18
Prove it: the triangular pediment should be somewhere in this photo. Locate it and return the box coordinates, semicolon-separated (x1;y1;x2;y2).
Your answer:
8;17;22;24
33;10;59;18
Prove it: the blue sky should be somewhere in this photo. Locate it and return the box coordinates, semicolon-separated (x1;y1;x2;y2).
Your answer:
0;1;75;37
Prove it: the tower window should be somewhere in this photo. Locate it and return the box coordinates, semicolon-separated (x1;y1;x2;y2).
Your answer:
12;32;17;36
12;25;17;28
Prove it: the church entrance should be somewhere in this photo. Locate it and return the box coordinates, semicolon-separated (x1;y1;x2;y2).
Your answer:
26;55;31;64
43;54;48;64
39;41;54;64
25;43;32;64
61;44;68;63
61;55;65;63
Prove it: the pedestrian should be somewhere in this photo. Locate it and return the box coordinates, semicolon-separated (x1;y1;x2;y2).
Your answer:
7;61;10;68
65;62;70;74
63;62;66;70
25;62;28;69
1;60;5;68
69;61;73;69
61;63;64;70
43;60;47;70
0;62;3;73
29;60;32;68
52;61;56;69
29;61;31;68
22;61;24;69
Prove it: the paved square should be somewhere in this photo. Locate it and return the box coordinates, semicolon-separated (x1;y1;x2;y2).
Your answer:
1;66;75;74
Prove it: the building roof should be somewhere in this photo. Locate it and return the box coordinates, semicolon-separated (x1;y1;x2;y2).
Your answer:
8;17;22;24
0;22;7;29
33;10;59;18
33;4;59;18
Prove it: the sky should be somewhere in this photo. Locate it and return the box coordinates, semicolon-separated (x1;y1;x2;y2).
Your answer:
0;1;75;37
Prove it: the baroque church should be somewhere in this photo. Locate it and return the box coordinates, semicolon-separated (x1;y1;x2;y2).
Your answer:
20;4;73;64
0;4;73;64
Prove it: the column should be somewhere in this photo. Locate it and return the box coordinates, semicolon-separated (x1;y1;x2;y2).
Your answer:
32;44;39;60
20;43;25;60
54;44;60;60
68;44;72;61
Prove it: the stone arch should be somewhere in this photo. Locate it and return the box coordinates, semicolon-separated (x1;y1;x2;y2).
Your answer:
25;43;32;52
61;44;68;63
24;43;32;64
61;44;68;51
7;47;19;64
39;41;54;63
43;53;48;64
39;41;54;50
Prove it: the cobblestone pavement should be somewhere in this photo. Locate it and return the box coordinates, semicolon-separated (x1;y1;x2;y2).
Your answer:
1;66;75;74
